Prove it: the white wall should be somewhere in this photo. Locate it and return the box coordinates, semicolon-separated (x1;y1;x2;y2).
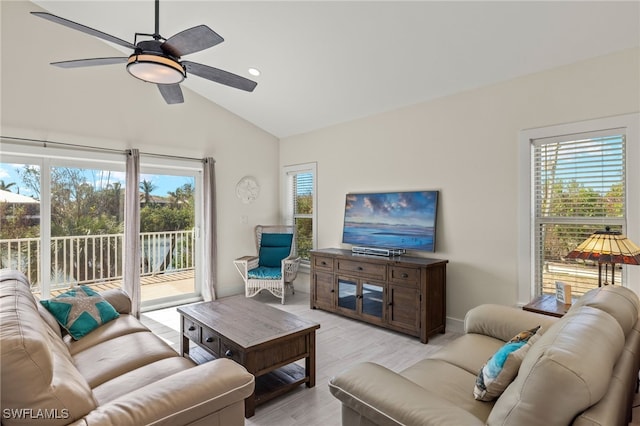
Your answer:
280;47;640;322
1;1;281;298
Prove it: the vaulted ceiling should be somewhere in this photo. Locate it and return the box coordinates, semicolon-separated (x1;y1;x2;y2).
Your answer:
28;1;640;138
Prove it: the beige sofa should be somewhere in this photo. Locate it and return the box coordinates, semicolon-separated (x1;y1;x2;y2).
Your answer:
329;285;640;426
0;269;255;426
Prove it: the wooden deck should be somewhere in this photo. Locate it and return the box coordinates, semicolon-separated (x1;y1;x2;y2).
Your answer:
47;269;195;301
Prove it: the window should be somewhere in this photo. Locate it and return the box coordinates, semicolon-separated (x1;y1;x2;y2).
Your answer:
283;163;317;263
518;114;639;302
534;131;625;296
1;143;205;309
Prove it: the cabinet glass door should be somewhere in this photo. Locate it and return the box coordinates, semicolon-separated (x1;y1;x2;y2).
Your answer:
362;283;384;319
337;278;357;312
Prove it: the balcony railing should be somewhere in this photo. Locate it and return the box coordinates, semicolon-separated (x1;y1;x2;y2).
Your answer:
1;230;195;290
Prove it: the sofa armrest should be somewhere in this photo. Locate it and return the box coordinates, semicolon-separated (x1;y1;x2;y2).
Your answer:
82;358;254;426
464;304;558;342
100;288;132;314
329;362;484;426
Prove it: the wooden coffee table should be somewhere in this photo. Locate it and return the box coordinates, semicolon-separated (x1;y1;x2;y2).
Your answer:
177;295;320;417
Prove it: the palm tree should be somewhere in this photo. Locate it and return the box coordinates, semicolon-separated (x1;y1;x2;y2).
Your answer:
140;179;156;206
0;180;16;192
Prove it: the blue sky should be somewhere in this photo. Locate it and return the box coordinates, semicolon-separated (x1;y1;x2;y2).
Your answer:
0;162;193;199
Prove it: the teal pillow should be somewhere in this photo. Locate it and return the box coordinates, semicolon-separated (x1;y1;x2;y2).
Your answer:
474;326;540;401
40;285;120;340
259;233;293;267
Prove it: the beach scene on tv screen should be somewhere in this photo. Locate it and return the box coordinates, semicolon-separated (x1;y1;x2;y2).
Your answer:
342;191;438;251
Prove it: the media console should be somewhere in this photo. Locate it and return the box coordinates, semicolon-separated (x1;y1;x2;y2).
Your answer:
310;248;448;343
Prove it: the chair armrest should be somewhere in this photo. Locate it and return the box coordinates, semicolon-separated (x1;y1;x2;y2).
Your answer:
101;288;132;314
464;304;558;342
282;256;301;281
234;256;259;268
330;362;484;426
233;256;259;281
81;359;254;425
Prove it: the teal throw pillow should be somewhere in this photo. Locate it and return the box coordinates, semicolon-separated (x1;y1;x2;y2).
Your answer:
259;233;293;267
40;285;120;340
474;326;540;401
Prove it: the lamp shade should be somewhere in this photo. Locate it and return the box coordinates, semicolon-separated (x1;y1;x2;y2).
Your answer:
566;227;640;265
127;54;185;85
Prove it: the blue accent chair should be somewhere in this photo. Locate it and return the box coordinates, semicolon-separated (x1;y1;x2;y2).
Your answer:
233;225;300;304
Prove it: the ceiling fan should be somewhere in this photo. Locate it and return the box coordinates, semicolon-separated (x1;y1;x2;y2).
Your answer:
31;0;257;104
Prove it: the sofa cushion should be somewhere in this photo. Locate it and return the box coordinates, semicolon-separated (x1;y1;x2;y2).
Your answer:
474;328;540;402
73;330;179;388
64;314;151;355
93;356;196;404
488;306;625;426
40;285;120;340
401;359;494;423
429;333;504;375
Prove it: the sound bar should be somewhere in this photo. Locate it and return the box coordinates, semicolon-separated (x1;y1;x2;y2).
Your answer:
351;246;406;257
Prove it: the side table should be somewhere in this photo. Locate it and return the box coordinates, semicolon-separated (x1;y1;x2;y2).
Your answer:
522;294;575;318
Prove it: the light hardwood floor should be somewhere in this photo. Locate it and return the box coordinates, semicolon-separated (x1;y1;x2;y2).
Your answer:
141;290;460;426
141;290;640;426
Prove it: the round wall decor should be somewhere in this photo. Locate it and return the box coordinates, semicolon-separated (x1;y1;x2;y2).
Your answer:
236;176;260;203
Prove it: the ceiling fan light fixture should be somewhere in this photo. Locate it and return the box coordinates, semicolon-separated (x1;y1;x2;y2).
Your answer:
127;53;185;84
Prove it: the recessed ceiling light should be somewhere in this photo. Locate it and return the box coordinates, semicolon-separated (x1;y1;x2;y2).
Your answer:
248;68;261;77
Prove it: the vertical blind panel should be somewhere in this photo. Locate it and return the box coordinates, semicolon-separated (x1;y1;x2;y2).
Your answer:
533;133;626;296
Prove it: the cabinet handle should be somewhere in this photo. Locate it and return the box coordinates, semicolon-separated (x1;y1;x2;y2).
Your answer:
388;302;393;306
330;289;335;292
401;273;409;278
357;266;363;271
205;337;214;343
225;349;233;357
188;325;196;331
321;261;327;265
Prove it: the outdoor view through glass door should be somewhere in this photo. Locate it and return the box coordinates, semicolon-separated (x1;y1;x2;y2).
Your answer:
139;171;198;307
1;158;199;308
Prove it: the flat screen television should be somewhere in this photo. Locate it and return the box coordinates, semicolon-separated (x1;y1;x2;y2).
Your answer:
341;190;439;252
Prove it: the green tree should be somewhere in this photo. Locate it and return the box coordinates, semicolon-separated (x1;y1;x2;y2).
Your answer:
140;179;156;206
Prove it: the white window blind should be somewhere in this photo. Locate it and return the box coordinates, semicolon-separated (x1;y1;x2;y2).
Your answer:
533;130;626;296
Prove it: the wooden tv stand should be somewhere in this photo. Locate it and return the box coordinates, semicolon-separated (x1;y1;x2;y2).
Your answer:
310;248;448;343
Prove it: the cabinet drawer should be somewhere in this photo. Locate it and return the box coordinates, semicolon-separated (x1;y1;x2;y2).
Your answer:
182;317;201;342
201;328;220;355
220;339;243;365
337;259;386;280
313;255;334;271
389;266;420;285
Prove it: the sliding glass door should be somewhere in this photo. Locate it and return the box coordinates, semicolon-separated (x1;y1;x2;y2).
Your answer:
2;147;204;309
139;160;202;309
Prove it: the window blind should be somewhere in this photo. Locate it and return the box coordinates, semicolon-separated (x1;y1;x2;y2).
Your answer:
533;130;626;296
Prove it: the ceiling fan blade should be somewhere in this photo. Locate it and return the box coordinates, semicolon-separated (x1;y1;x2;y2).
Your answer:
162;25;224;58
158;84;184;104
183;61;257;92
31;12;135;50
51;57;128;69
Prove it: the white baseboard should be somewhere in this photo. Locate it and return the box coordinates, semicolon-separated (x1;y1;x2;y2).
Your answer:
446;316;465;334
